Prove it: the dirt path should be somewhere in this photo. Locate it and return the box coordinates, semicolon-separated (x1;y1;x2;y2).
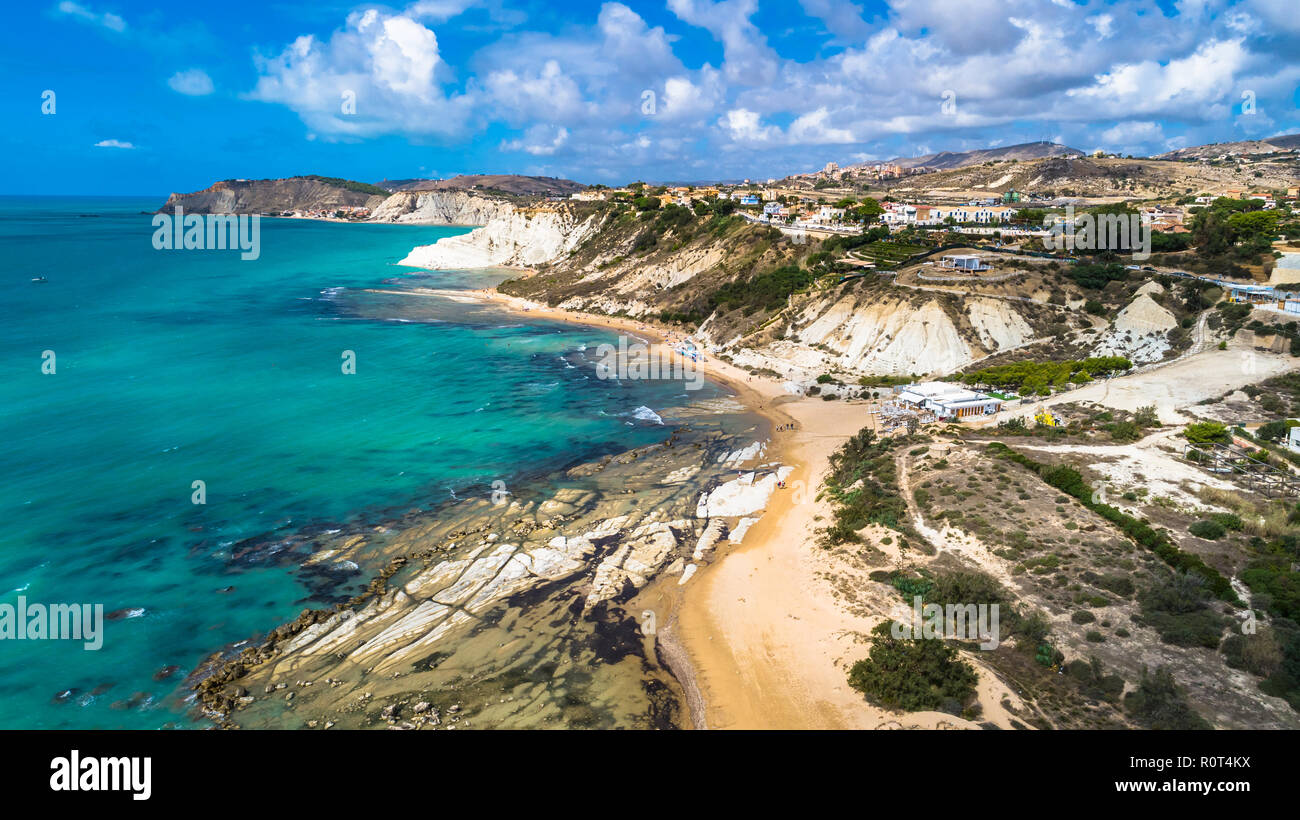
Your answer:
1038;338;1300;423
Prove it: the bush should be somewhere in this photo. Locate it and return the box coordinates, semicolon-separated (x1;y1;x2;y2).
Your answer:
1110;420;1142;442
1184;421;1230;444
1125;666;1212;729
1072;610;1097;624
961;357;1131;394
706;264;815;315
847;622;978;712
1066;657;1125;702
984;442;1237;601
1133;405;1161;427
1083;572;1136;597
1138;573;1228;649
818;427;909;545
1189;519;1227;540
1209;512;1244;532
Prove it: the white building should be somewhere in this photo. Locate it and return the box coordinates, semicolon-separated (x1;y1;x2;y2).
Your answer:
896;381;1003;419
940;254;991;271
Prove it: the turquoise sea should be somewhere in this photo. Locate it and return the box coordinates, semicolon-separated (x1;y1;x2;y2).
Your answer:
0;196;721;728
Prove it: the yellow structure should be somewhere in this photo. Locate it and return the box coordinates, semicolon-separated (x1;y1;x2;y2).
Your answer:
1033;406;1059;427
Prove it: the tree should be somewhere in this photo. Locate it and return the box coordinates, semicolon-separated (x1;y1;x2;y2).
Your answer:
1184;421;1229;444
852;198;885;224
1258;419;1291;442
1125;666;1211;729
847;622;978;712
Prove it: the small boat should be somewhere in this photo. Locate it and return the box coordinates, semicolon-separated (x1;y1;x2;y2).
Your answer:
31;276;47;283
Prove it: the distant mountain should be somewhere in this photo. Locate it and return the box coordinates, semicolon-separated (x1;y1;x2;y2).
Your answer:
159;176;389;214
874;141;1084;171
378;174;585;197
1156;133;1300;160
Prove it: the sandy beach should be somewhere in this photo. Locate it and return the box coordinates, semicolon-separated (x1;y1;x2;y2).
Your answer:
441;284;1024;730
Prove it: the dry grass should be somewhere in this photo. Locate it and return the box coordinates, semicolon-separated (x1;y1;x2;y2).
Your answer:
1197;486;1298;539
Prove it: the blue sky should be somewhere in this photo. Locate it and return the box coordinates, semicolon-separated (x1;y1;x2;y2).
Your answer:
3;0;1299;196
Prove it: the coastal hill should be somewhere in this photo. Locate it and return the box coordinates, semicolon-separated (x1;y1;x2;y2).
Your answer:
779;134;1300;199
881;140;1084;171
378;174;585;197
159;176;390;214
877;153;1300;199
786;151;1300;200
161;174;586;216
1156;132;1300;161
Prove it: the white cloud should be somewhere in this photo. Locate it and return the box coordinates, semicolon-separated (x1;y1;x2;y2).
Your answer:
1067;39;1249;121
668;0;779;85
94;139;135;149
788;108;855;144
798;0;871;41
244;0;1300;180
405;0;475;22
1088;14;1114;39
57;1;125;33
168;68;214;96
719;108;779;143
502;124;570;155
248;8;472;139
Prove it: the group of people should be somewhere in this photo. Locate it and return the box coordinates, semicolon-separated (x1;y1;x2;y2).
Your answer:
776;422;798;431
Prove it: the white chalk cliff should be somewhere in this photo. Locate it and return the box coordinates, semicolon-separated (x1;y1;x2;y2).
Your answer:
1092;288;1177;364
373;190;602;270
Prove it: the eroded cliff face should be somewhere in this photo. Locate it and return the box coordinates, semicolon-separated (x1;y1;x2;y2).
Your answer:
395;203;605;269
368;190;516;226
716;292;1046;381
490;211;1061;381
1091;283;1179;364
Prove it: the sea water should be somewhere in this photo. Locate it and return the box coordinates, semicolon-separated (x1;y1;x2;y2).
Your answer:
0;196;722;727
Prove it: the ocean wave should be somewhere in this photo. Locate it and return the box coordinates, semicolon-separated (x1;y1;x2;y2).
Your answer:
632;405;664;425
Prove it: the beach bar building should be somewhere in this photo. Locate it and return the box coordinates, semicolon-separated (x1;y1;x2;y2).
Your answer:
897;381;1003;419
1223;282;1276;305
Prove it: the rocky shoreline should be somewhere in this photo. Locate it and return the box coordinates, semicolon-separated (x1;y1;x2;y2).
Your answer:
188;408;785;729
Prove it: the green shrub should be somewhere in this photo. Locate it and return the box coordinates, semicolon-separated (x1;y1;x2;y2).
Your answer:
847;622;978;712
983;442;1237;602
1184;422;1229;444
1125;666;1212;729
1138;573;1228;649
1208;512;1244;531
1189;519;1227;540
1066;657;1125;702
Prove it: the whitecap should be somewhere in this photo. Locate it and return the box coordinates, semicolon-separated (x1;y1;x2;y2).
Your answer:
632;405;664;425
